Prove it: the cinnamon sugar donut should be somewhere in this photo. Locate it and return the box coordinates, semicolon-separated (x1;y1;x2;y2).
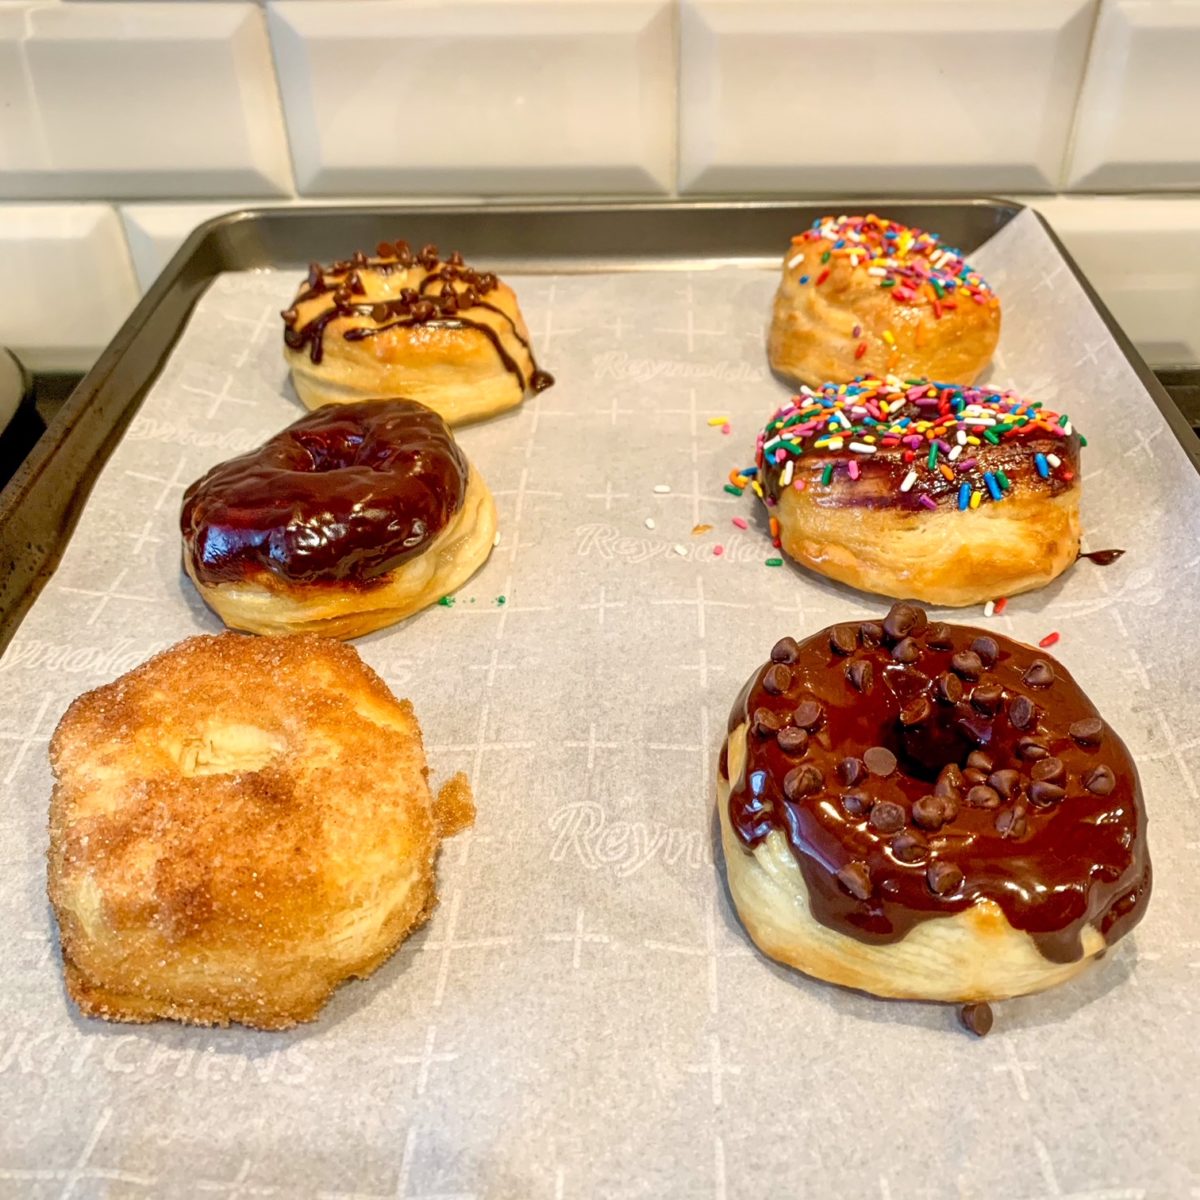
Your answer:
181;398;496;639
717;605;1151;1014
769;214;1000;387
48;633;474;1029
282;241;553;425
750;377;1082;607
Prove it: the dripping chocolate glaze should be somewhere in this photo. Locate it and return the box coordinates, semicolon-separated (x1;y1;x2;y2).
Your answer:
181;398;467;588
723;604;1151;963
1078;548;1126;566
281;241;554;393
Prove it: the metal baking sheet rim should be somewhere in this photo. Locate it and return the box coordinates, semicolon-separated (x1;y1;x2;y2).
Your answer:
2;196;1196;657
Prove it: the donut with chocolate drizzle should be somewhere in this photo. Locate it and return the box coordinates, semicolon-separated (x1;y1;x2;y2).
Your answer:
281;241;552;427
718;603;1150;1015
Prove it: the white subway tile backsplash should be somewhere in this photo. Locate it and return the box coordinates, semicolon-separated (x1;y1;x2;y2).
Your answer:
0;3;293;200
267;0;674;197
1066;0;1200;191
1024;196;1200;366
0;204;140;371
678;0;1098;195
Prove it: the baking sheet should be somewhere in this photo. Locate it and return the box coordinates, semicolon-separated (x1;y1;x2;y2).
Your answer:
1;209;1197;1198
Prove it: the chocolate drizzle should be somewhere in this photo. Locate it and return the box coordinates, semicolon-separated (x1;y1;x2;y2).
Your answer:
1078;548;1126;566
181;398;468;587
281;242;554;393
723;605;1151;964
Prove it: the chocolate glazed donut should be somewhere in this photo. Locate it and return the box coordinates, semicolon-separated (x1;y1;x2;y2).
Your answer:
181;399;497;639
717;603;1150;1030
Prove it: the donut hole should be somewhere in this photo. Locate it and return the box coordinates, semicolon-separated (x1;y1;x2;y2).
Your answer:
881;663;975;782
172;722;286;777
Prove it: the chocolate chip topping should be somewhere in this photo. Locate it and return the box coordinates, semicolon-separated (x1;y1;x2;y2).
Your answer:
771;637;801;664
725;609;1150;966
959;1002;994;1037
752;707;781;737
763;664;792;695
1024;659;1055;688
837;861;873;900
1070;717;1104;746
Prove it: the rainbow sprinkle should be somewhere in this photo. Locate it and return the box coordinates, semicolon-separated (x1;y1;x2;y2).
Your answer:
750;376;1080;513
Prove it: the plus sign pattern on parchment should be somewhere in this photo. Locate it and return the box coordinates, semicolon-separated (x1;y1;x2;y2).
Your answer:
0;212;1196;1197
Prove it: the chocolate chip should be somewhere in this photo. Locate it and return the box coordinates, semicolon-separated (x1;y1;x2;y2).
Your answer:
1016;737;1049;761
962;768;989;787
371;302;390;323
900;697;932;727
1031;756;1065;785
412;299;436;321
971;684;1004;715
970;636;999;667
1009;695;1036;731
940;795;960;824
1029;780;1066;806
927;861;964;896
891;830;929;864
1070;717;1104;746
841;791;873;817
783;764;824;800
845;659;874;693
925;621;954;650
751;707;781;737
863;746;897;777
1023;659;1055;688
837;861;872;900
951;651;983;680
838;756;866;786
776;727;809;756
793;700;824;730
858;621;885;646
829;625;858;656
883;603;924;641
987;769;1020;798
869;801;905;833
912;795;946;831
763;664;792;695
891;636;920;664
995;804;1029;838
935;763;964;798
1083;765;1116;795
966;750;994;774
967;785;1001;810
936;671;963;705
959;1002;994;1037
771;636;800;664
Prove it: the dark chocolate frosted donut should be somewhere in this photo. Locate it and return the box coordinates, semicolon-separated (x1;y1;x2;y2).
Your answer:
182;398;468;587
718;603;1150;1006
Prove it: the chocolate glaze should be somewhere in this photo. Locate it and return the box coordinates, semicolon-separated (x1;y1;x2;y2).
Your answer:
281;243;554;393
1078;548;1126;566
181;399;467;587
723;605;1151;963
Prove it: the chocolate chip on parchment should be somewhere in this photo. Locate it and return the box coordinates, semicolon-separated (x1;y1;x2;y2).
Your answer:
900;697;933;727
970;636;999;667
793;700;824;730
995;804;1029;838
883;602;924;641
1009;695;1036;731
891;636;920;664
783;764;824;800
763;664;792;695
1070;717;1104;746
925;622;954;650
912;795;947;831
891;830;929;864
837;861;873;900
1029;780;1066;807
936;670;964;705
776;727;809;756
1023;659;1055;688
987;769;1020;798
959;1002;994;1037
845;659;874;693
1031;756;1066;785
967;785;1002;810
869;801;906;833
751;707;781;737
927;861;964;896
1084;765;1116;795
951;650;983;680
771;636;800;664
971;684;1004;715
842;791;873;817
863;746;898;777
830;625;858;656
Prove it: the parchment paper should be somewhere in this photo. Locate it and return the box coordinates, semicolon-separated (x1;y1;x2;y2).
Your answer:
1;210;1196;1199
